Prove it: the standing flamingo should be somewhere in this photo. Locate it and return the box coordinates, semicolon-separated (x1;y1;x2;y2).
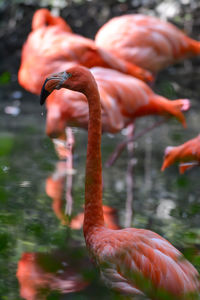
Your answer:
18;9;153;95
95;14;200;73
40;66;199;299
44;67;190;140
161;134;200;173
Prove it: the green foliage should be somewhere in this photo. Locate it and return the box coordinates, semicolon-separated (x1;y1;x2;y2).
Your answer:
176;176;189;188
0;186;9;202
0;232;10;253
0;134;14;156
0;72;11;85
158;81;176;99
47;291;61;300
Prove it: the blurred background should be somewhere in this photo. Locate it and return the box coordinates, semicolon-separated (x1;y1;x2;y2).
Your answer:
0;0;200;299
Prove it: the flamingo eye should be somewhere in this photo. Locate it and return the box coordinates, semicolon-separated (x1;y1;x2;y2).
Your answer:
67;72;72;78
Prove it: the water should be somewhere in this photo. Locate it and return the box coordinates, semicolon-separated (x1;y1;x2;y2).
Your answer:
0;64;200;299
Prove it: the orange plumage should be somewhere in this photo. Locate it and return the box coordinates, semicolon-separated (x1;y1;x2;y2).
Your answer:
40;66;200;298
44;67;189;140
18;9;153;95
95;14;200;73
161;134;200;173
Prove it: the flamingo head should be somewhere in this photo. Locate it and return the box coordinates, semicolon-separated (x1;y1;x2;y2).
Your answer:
40;71;71;105
40;66;96;105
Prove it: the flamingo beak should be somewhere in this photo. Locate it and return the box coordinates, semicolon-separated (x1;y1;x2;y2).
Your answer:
40;71;71;105
40;78;51;105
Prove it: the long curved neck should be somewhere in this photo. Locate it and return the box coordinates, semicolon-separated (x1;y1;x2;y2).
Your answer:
83;78;104;237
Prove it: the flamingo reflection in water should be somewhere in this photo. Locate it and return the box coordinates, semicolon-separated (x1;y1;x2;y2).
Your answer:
161;134;200;174
17;251;90;300
17;159;121;300
46;159;120;230
47;127;75;217
40;66;200;299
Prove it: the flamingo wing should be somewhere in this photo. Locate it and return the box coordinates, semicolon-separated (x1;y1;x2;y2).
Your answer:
92;228;199;298
92;67;151;115
92;67;188;127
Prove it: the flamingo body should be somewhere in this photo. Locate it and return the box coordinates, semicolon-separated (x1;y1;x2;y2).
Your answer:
161;134;200;173
86;227;199;297
95;14;200;73
18;10;152;95
45;67;189;139
40;66;199;298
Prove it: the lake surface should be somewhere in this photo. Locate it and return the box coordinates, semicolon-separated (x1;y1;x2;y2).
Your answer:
0;63;200;299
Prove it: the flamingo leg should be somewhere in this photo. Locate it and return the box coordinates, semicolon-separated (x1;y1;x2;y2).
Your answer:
144;136;152;192
105;118;169;167
124;124;135;228
64;127;75;216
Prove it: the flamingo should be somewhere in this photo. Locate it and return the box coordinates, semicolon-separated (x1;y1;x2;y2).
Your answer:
44;67;190;140
95;14;200;73
161;134;200;174
40;66;200;299
18;9;153;95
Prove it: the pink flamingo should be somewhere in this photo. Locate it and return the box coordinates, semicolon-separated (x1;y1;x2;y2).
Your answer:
161;134;200;173
44;67;190;139
40;65;199;299
95;14;200;73
18;9;153;95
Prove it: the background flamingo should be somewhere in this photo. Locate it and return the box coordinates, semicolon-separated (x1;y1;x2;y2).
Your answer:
161;134;200;173
40;66;200;299
44;67;190;140
18;9;153;95
95;14;200;73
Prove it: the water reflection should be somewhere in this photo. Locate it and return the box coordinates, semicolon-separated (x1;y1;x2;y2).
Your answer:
16;151;122;300
1;69;200;299
46;158;120;230
17;251;90;300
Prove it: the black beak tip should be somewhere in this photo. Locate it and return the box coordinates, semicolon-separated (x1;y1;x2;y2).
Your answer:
40;89;50;105
40;78;50;105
